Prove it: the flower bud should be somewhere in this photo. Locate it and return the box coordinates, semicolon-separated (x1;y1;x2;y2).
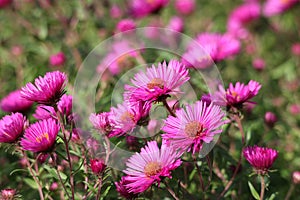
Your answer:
90;159;106;174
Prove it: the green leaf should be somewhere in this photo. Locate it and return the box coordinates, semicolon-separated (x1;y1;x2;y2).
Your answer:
10;168;27;176
248;181;260;200
24;178;39;189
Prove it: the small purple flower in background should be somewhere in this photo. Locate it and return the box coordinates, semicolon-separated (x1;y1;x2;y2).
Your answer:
292;171;300;184
0;188;16;200
289;104;300;115
166;16;184;33
252;58;266;71
49;182;59;191
291;43;300;56
0;90;33;113
110;4;122;19
20;118;59;153
243;146;278;175
162;101;227;154
21;71;67;105
125;60;189;103
264;111;277;127
115;177;138;199
129;0;169;18
90;158;106;174
11;45;23;56
0;0;11;8
57;94;73;118
174;0;195;15
89;112;115;137
49;52;66;67
263;0;299;17
227;2;260;39
116;19;136;33
0;113;27;143
123;141;181;194
33;105;56;120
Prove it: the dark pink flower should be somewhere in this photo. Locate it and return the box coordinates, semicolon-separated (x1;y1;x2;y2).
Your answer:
89;112;115;137
116;19;136;33
11;45;23;56
289;104;300;115
33;105;56;120
1;90;33;113
0;0;11;8
174;0;195;15
166;16;184;32
129;0;169;18
263;0;299;17
291;43;300;56
123;141;182;193
90;158;106;174
1;188;16;200
252;58;266;71
21;71;67;105
264;112;277;127
0;113;27;143
49;52;66;67
110;4;122;18
243;146;278;175
115;177;138;199
57;94;72;118
125;60;189;103
227;2;261;39
162;101;227;154
182;33;240;68
20;118;59;153
50;182;59;191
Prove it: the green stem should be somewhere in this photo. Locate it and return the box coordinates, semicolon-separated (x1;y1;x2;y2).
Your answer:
260;176;265;200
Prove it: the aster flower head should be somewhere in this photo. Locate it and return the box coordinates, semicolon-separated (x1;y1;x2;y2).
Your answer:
123;141;182;194
166;16;184;33
162;100;227;154
129;0;169;18
292;171;300;184
21;71;67;105
243;146;278;175
1;90;33;113
49;52;66;67
125;60;189;104
33;105;56;120
0;113;27;143
21;118;59;153
174;0;195;15
57;94;73;118
89;112;115;137
263;0;299;17
115;177;138;199
90;158;106;174
116;19;136;33
1;188;16;200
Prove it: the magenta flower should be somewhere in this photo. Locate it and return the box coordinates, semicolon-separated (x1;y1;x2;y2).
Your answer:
252;58;266;71
21;71;67;105
49;52;66;67
162;101;227;154
264;112;277;127
166;16;184;32
291;43;300;56
0;0;11;8
110;4;122;19
1;188;16;200
0;90;33;113
227;2;260;39
89;112;115;137
182;33;240;68
129;0;169;18
90;159;106;174
292;171;300;184
243;146;278;175
33;105;56;120
57;94;73;117
116;19;136;33
174;0;195;15
0;113;27;143
20;118;59;153
263;0;299;17
125;60;189;103
115;177;138;199
123;141;182;194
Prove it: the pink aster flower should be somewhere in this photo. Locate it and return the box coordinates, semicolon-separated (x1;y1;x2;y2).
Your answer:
292;171;300;184
174;0;195;15
129;0;169;18
291;43;300;56
243;146;278;175
166;16;184;33
89;112;115;137
263;0;299;17
264;111;277;127
110;4;122;19
21;71;67;105
0;0;11;8
49;52;66;67
1;90;33;113
125;60;189;103
0;113;27;143
162;101;227;154
116;19;136;33
227;2;261;39
57;94;72;118
182;33;240;68
123;141;182;194
252;58;266;71
33;105;56;120
20;118;59;153
115;177;138;199
1;188;16;200
90;158;106;174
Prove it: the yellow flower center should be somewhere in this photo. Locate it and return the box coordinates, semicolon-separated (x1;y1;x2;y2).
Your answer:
144;161;162;177
36;132;50;143
147;78;164;89
185;121;204;138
